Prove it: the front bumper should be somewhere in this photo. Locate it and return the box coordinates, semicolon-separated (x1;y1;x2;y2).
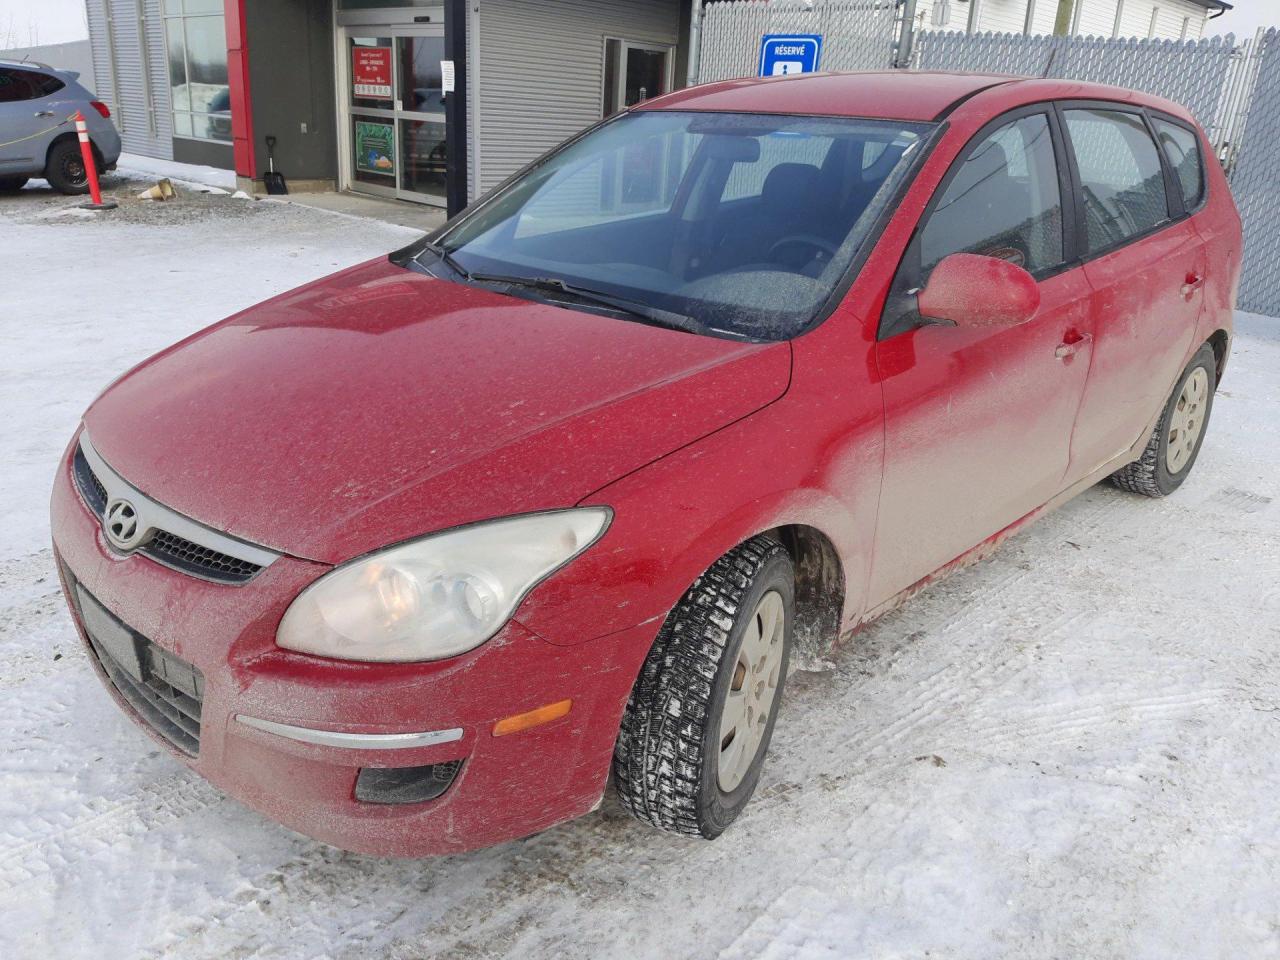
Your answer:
51;443;654;856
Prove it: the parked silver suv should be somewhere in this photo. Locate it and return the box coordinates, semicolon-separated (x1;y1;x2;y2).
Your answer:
0;60;122;194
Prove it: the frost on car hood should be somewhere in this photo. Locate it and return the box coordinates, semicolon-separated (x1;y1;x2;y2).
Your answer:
84;258;791;563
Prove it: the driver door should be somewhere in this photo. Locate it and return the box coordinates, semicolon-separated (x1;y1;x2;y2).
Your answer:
867;108;1095;607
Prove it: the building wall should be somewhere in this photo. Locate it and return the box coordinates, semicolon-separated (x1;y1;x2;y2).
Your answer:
471;0;681;194
244;0;336;183
85;0;173;160
0;40;97;91
913;0;1212;39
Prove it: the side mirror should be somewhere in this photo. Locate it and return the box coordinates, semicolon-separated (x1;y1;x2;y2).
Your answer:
916;252;1041;330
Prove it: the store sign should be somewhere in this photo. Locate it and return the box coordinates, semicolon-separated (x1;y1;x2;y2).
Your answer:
758;35;823;76
355;121;395;177
353;46;392;99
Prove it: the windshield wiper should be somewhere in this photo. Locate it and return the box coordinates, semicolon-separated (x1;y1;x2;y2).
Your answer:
420;241;472;280
467;272;742;339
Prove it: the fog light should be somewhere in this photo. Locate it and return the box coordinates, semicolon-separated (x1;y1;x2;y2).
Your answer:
354;759;462;804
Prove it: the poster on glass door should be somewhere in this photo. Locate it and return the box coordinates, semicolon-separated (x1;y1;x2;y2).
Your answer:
355;121;395;177
353;46;393;99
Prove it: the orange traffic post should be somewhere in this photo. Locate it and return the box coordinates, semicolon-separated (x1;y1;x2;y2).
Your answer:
74;111;117;211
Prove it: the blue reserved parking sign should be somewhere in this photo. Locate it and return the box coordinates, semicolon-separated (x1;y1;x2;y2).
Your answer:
758;34;823;77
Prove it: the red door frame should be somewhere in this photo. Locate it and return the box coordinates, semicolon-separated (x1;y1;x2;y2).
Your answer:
224;0;255;180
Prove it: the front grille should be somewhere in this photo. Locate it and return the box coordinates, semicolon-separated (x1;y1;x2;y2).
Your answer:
74;582;205;756
74;446;108;513
73;444;264;585
147;530;264;583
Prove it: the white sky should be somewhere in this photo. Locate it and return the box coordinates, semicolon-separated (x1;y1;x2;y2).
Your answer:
1204;1;1276;38
0;0;87;49
0;0;1273;51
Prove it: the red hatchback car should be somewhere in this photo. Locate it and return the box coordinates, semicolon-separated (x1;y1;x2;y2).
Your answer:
52;72;1240;855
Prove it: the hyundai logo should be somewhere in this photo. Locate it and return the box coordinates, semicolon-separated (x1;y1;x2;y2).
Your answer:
103;497;147;551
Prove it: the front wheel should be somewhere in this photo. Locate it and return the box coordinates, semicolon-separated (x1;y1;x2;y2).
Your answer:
614;536;794;839
1110;343;1217;498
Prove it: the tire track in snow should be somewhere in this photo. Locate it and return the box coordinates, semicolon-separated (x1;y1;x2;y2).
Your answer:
0;771;220;892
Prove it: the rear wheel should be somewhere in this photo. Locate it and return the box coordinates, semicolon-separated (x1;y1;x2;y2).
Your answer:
613;536;793;839
45;140;90;195
0;175;29;192
1109;343;1216;498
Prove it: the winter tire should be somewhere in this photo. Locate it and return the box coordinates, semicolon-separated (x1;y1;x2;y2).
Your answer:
1109;343;1216;498
0;175;29;192
45;140;91;195
614;536;794;839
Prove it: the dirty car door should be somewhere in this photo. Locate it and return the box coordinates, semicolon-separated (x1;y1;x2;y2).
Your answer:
1059;105;1207;473
868;108;1094;607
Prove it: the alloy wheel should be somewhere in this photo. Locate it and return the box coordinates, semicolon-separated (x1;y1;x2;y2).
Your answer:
1166;366;1209;474
717;589;785;793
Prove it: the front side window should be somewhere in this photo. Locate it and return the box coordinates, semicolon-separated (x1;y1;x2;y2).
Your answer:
1152;117;1204;211
435;111;933;340
164;0;231;142
920;112;1065;277
1064;108;1169;253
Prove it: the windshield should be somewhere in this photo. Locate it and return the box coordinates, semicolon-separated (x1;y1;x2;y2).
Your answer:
430;111;934;340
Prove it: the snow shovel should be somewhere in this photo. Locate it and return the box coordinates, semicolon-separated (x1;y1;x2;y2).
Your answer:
264;136;288;195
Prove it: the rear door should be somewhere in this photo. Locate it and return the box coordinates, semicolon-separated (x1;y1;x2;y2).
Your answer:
1058;104;1206;473
0;67;65;169
869;106;1095;606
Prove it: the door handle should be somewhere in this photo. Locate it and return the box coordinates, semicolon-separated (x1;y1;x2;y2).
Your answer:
34;110;55;118
1181;273;1206;298
1054;332;1091;360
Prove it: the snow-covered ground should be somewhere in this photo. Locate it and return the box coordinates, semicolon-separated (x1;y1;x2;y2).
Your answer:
2;178;1279;960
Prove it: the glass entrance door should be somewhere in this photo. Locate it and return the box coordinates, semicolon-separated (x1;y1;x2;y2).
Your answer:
340;25;447;205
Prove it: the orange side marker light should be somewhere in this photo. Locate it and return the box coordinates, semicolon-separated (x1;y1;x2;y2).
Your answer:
492;699;572;737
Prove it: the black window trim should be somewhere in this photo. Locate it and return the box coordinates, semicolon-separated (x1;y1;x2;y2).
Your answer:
877;101;1077;341
878;97;1208;342
1053;99;1189;265
1146;109;1210;218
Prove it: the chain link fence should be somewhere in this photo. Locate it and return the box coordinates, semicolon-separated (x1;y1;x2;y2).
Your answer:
695;5;1278;315
912;31;1236;137
1228;29;1279;317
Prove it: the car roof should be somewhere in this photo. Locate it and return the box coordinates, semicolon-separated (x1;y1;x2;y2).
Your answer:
0;58;54;71
639;71;1019;122
639;71;1197;125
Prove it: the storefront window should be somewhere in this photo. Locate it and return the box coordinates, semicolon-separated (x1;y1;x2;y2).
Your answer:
164;0;231;142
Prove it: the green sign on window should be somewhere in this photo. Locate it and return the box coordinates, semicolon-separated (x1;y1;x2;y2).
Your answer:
355;121;395;177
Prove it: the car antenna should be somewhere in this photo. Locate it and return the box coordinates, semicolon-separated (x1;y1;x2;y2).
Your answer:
1041;48;1058;78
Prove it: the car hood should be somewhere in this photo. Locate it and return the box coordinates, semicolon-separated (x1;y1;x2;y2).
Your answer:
85;258;791;563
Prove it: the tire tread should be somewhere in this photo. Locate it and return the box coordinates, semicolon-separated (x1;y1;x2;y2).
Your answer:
613;536;786;838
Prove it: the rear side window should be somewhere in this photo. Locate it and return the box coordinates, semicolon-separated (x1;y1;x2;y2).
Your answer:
0;67;65;102
1064;109;1169;254
920;112;1065;276
1152;117;1205;211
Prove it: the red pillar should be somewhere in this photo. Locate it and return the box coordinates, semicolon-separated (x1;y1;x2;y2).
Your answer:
224;0;255;182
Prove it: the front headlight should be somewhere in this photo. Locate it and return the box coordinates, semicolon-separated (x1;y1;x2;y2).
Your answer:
277;508;611;662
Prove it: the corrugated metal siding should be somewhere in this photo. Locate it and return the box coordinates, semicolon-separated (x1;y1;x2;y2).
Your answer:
472;0;680;195
84;0;172;159
86;1;116;114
